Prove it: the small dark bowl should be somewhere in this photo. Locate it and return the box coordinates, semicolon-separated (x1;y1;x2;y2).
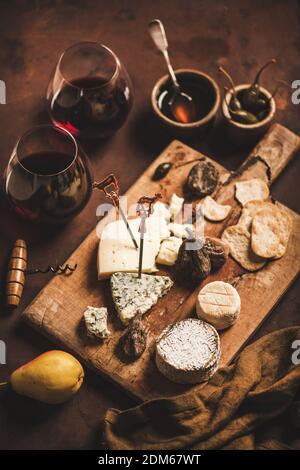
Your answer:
151;68;220;138
222;83;276;144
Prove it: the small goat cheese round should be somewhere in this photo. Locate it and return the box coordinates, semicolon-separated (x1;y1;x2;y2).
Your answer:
196;281;240;330
155;318;220;384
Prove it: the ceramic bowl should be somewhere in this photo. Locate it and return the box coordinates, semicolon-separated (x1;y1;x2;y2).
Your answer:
151;68;221;138
222;83;276;143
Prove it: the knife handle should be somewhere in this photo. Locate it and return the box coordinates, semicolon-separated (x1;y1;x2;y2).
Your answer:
6;239;27;307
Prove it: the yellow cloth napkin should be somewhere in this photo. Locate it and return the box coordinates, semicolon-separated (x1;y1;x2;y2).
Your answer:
104;326;300;450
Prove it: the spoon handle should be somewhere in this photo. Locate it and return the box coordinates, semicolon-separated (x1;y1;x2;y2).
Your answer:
148;19;180;90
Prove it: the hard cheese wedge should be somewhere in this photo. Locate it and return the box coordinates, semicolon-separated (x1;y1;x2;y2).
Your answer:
111;272;173;324
98;216;170;279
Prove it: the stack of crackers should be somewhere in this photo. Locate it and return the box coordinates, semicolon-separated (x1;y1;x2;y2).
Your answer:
222;178;293;271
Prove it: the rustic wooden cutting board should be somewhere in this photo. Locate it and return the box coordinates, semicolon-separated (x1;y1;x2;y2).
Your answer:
23;123;300;401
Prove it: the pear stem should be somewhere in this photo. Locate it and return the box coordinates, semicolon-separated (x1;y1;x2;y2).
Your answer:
0;381;9;391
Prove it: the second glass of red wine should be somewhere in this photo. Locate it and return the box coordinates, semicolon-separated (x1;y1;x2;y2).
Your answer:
3;125;93;224
47;42;133;140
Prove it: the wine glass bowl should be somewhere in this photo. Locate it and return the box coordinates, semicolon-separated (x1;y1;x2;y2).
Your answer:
47;42;133;140
3;125;93;225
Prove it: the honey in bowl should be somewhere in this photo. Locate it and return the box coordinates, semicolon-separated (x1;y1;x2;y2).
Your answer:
157;71;218;124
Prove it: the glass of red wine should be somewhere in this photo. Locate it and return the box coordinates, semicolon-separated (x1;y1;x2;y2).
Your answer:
3;125;93;224
47;42;133;140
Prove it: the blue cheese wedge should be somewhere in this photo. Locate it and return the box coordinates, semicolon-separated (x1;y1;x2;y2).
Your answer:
84;306;111;339
156;236;182;266
110;273;173;324
156;318;220;384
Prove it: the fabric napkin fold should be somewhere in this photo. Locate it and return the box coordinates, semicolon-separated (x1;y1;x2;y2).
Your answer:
103;326;300;450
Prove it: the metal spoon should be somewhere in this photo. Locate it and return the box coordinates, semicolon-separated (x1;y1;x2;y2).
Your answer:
148;19;196;123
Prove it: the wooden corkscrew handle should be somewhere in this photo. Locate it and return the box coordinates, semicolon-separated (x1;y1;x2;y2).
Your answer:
6;239;27;307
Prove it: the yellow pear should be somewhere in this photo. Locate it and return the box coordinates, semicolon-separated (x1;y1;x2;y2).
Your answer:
10;350;84;404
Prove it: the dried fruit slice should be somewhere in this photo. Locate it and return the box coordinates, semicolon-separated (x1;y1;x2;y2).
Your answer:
203;237;229;271
121;316;147;361
175;238;211;286
185;161;219;198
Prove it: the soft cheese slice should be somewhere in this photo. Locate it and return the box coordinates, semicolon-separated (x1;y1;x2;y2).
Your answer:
169;193;184;221
156;318;220;384
156;236;182;266
98;217;170;279
111;273;173;324
152;201;171;222
168;223;194;239
196;281;240;330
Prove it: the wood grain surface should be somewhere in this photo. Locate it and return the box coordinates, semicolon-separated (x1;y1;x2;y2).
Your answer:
22;123;300;401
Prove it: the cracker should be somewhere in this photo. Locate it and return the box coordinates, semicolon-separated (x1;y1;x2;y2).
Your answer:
235;178;269;206
202;196;231;222
221;225;266;271
251;206;292;259
238;200;275;231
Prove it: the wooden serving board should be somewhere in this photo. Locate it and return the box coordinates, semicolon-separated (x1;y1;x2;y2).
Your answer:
23;123;300;401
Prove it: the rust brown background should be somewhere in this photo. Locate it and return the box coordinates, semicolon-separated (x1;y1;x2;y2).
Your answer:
0;0;299;449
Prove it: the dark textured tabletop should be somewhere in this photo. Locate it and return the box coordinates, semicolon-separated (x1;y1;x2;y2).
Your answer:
0;0;299;450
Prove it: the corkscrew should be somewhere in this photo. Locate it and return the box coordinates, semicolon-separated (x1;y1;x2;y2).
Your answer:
136;193;161;278
93;174;138;249
6;239;77;308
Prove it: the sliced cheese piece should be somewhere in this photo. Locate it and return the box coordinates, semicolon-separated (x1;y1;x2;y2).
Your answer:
168;222;194;239
98;238;159;279
100;216;170;242
151;201;171;222
196;281;240;330
169;193;184;221
84;306;110;339
156;236;182;266
98;217;170;279
110;273;173;324
202;196;231;222
155;318;220;384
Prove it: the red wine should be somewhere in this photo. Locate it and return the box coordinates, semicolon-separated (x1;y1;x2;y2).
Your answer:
6;151;93;224
20;151;75;175
157;74;215;123
49;76;132;140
